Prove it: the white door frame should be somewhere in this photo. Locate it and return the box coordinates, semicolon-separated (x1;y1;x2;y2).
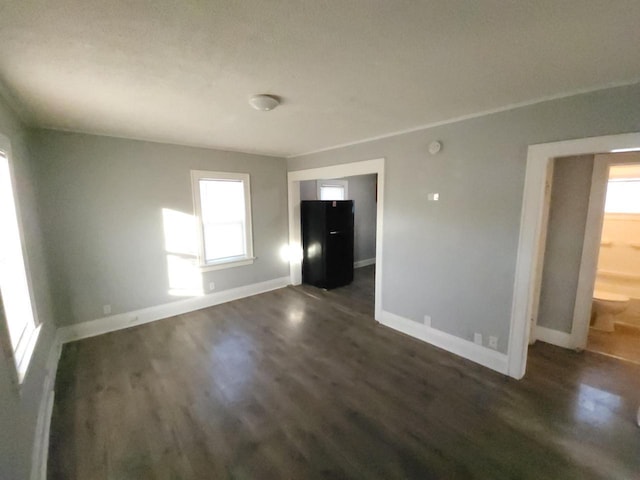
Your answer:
287;158;385;320
508;133;640;379
527;159;555;345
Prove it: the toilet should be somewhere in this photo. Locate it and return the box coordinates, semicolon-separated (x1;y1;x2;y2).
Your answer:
591;290;630;332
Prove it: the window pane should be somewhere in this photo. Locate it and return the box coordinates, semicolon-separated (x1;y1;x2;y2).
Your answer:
605;180;640;213
0;153;37;357
203;223;245;261
199;179;247;262
199;179;245;223
320;185;345;200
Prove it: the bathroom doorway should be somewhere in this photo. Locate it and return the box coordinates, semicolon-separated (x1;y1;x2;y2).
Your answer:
508;132;640;379
532;151;640;365
586;159;640;363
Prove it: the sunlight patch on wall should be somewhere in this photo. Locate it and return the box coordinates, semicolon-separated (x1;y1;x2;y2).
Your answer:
163;208;198;256
162;208;203;296
279;243;303;263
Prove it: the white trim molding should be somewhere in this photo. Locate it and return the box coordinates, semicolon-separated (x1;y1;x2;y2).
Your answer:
378;310;508;375
354;258;376;269
534;326;574;350
30;331;62;480
31;276;290;479
287;79;640;159
58;277;290;343
508;132;640;379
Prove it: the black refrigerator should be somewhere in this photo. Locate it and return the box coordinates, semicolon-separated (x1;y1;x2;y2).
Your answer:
301;200;354;289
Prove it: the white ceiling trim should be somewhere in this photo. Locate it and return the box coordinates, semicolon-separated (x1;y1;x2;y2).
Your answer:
32;124;287;159
3;1;640;157
288;78;640;159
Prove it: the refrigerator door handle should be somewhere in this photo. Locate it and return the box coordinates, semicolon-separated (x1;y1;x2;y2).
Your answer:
329;230;340;235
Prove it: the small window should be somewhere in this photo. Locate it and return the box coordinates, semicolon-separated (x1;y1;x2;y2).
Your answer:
0;148;40;384
191;171;254;270
604;179;640;214
317;179;348;200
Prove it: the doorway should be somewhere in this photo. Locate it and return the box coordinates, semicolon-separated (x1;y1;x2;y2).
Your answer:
584;158;640;363
508;133;640;379
298;173;378;308
287;158;385;321
531;152;640;361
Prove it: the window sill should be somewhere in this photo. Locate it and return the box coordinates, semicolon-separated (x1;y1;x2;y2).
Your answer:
199;257;255;272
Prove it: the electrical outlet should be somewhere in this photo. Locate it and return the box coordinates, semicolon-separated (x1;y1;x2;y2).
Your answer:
209;282;215;291
473;333;483;345
103;304;111;315
423;315;431;327
489;336;498;350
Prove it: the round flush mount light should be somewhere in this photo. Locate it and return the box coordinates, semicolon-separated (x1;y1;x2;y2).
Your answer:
428;140;442;155
249;94;280;111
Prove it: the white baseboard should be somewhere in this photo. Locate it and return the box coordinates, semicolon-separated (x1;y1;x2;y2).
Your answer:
58;276;290;344
354;258;376;269
31;331;62;480
377;309;509;375
535;325;574;349
30;276;290;479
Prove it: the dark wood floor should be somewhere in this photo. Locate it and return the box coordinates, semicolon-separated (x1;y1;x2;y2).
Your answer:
49;266;640;479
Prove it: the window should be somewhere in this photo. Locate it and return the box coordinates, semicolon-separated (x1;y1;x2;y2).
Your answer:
317;179;348;200
605;179;640;214
191;171;254;270
0;148;40;383
604;164;640;214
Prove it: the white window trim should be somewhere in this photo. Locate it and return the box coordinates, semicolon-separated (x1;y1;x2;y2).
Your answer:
191;170;254;271
0;133;41;386
317;179;348;200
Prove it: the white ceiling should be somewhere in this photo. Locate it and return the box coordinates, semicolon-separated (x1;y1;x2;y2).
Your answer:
0;1;639;158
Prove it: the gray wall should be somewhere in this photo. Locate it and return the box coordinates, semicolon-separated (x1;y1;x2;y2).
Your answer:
537;156;595;333
30;130;289;326
0;97;57;479
300;174;377;263
348;174;377;262
288;83;640;353
299;179;317;202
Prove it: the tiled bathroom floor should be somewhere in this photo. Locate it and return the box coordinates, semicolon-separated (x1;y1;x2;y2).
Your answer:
587;324;640;364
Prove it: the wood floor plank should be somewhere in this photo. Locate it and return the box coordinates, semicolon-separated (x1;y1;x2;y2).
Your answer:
48;266;640;479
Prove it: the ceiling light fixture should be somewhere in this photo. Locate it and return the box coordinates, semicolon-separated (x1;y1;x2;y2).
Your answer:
249;94;280;111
